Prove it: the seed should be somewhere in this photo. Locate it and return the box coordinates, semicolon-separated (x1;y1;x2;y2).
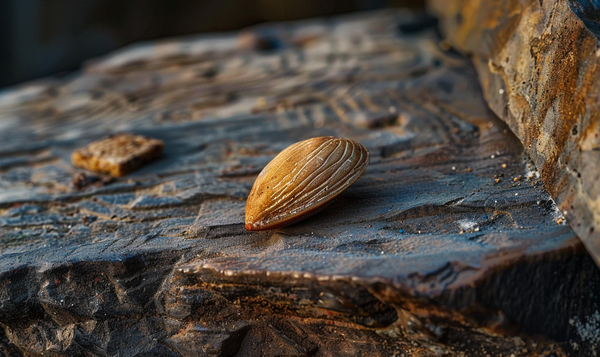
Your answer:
245;136;369;231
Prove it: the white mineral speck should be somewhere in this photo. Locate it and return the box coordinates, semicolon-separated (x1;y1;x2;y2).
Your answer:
457;219;477;232
573;311;600;346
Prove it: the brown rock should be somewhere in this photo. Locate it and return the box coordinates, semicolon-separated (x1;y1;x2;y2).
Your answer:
429;0;600;267
71;133;163;177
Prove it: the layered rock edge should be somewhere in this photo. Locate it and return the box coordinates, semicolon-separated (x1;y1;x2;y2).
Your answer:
429;0;600;267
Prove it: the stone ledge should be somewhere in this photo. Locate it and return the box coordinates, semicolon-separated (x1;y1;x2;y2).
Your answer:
429;0;600;268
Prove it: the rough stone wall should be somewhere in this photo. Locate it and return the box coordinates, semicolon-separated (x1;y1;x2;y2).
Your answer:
429;0;600;267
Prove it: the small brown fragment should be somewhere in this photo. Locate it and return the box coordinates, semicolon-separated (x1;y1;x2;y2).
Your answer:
72;172;115;190
237;31;279;51
71;134;164;177
72;172;99;190
439;39;451;51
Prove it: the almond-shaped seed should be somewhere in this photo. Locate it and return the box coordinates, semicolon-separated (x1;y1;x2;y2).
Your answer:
245;136;369;231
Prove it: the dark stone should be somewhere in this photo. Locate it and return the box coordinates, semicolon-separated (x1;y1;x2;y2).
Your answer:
568;0;600;40
0;9;596;356
397;12;439;35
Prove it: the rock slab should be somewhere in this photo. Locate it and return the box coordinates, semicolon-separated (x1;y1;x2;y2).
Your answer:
429;0;600;268
0;9;598;356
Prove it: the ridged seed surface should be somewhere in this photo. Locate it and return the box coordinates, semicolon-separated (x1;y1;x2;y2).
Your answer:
246;137;369;230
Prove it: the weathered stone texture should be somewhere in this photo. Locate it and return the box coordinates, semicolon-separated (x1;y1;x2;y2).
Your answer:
0;9;598;356
429;0;600;267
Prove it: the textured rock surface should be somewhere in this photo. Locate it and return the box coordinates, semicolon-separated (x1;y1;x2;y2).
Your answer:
0;9;598;356
429;0;600;268
568;0;600;40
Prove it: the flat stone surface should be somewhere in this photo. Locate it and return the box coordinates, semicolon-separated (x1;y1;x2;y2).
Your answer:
0;9;597;356
429;0;600;268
